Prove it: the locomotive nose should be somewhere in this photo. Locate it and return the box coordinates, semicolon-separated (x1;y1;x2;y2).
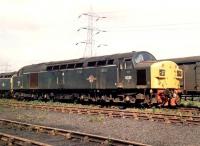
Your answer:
150;61;182;89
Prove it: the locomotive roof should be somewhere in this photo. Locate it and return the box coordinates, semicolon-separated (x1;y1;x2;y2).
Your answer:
18;63;47;74
0;71;16;78
18;51;156;74
46;51;135;65
162;56;200;65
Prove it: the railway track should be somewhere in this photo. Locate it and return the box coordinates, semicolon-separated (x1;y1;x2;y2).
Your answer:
178;107;200;113
0;132;51;146
0;119;149;146
0;101;200;125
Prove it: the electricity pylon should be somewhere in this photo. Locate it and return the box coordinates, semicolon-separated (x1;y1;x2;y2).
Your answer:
76;11;107;58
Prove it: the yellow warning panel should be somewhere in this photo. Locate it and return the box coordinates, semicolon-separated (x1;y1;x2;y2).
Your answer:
150;61;182;89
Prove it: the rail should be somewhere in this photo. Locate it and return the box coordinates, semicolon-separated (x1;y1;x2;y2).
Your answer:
0;119;149;146
0;132;52;146
0;102;200;125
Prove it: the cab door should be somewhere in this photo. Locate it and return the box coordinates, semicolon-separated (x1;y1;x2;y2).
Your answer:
118;58;135;88
123;59;135;88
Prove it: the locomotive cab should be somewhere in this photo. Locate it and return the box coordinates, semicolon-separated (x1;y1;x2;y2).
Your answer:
133;52;156;88
129;52;182;107
134;59;182;107
117;51;156;89
150;61;182;106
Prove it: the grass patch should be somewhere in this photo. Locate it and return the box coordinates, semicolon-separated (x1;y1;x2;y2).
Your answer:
180;100;200;108
0;106;4;113
0;98;96;109
127;106;199;116
0;98;199;116
88;115;105;123
16;111;47;123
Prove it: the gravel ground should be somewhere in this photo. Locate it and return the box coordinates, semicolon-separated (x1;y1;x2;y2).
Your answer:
0;106;199;146
0;142;6;146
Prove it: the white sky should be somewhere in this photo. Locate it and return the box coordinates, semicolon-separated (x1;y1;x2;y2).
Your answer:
0;0;200;71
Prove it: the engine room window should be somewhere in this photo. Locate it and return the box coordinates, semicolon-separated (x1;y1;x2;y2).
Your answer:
46;66;53;71
88;61;96;67
97;60;106;66
53;65;59;70
137;69;146;85
60;65;67;70
125;58;131;61
107;59;114;65
67;64;75;69
75;63;83;68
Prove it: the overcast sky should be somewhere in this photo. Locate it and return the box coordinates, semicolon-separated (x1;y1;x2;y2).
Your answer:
0;0;200;71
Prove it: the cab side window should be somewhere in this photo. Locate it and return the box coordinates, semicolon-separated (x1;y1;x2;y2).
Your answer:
124;59;132;69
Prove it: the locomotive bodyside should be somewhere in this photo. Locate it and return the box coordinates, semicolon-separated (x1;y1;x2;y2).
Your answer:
163;56;200;95
0;72;15;98
9;51;182;106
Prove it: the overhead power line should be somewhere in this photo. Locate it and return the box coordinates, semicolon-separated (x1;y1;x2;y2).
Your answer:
101;22;200;32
